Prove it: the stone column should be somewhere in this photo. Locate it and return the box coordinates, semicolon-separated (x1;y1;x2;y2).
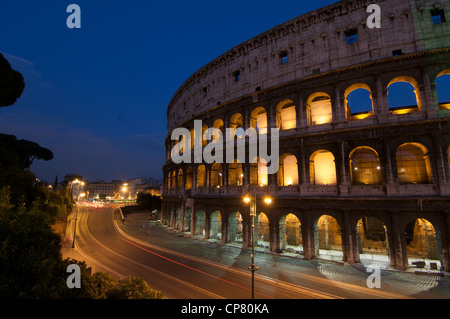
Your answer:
421;68;438;118
390;212;408;271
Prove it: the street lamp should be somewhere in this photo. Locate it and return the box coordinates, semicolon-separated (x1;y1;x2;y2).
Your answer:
243;186;271;299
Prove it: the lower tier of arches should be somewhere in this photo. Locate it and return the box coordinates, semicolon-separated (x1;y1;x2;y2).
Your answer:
161;197;450;272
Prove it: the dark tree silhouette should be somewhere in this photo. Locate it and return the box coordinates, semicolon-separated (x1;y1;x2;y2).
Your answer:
0;53;25;107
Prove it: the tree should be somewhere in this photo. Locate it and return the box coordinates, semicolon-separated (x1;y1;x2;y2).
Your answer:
0;53;25;107
136;192;161;212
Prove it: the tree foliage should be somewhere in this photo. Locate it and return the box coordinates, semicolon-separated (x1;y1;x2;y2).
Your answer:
0;53;25;107
136;192;161;212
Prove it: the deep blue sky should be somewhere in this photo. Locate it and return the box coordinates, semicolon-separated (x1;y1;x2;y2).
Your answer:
2;1;448;183
0;0;338;182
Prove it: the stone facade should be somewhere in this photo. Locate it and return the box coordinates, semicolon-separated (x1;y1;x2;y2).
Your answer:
162;0;450;271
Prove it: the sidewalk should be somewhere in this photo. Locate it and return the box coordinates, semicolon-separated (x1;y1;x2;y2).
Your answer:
118;212;450;299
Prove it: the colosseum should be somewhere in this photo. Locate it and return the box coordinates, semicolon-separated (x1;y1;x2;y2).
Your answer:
162;0;450;272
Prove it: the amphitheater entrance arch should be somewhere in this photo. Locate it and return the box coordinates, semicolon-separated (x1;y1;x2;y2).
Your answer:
194;210;206;237
184;207;192;233
175;207;182;231
279;213;303;256
228;211;243;245
405;218;442;270
209;210;222;241
255;212;270;251
314;215;343;260
356;217;389;265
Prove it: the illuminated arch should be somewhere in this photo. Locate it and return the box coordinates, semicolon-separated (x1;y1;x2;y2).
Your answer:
210;162;223;188
405;218;441;268
306;92;332;125
209;210;222;241
250;106;268;134
315;215;343;258
349;146;381;185
344;83;374;118
228;211;243;244
435;70;450;109
396;143;432;184
310;150;337;185
185;167;193;190
255;212;270;249
278;153;299;186
228;159;244;186
279;213;302;254
196;164;207;188
276;99;296;130
387;76;421;113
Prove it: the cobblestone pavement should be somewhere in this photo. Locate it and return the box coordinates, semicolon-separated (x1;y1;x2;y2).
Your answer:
119;212;450;299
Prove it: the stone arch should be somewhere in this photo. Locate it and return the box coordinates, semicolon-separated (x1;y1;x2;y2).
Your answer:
349;146;382;185
194;209;206;237
276;99;296;130
184;207;192;232
255;212;270;250
405;218;442;270
228;211;243;244
228;159;244;186
314;214;343;260
230;113;244;139
177;168;183;190
395;142;432;184
196;164;207;188
387;76;421;113
435;70;450;108
310;150;337;185
209;210;222;241
250;106;268;134
278;153;299;186
210;162;223;188
306;92;333;125
356;216;389;265
185;166;193;190
249;156;268;186
279;213;303;255
344;83;374;118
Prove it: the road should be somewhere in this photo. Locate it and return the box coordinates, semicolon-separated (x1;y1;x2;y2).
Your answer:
64;203;449;300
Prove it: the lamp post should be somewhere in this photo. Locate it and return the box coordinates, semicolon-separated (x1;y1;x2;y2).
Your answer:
243;186;271;299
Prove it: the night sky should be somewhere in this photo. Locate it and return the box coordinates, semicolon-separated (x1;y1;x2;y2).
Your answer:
0;0;340;183
3;1;446;183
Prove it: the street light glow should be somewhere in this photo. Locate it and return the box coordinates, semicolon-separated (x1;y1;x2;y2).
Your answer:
243;196;251;204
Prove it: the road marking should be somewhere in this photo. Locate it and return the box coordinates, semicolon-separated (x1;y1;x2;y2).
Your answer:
74;206;225;299
123;238;275;299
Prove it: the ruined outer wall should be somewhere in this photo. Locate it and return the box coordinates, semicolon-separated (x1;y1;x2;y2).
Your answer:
167;0;450;132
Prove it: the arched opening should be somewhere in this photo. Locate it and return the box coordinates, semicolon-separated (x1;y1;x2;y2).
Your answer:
250;107;268;134
356;217;389;265
209;210;222;241
276;99;296;130
177;169;183;190
194;210;206;237
228;159;244;186
314;215;343;259
396;143;432;184
435;70;450;109
210;162;223;188
279;213;302;255
196;165;207;188
212;119;224;142
255;212;270;250
185;167;193;190
278;154;299;186
230;113;244;139
228;211;243;245
405;218;442;270
345;84;374;119
167;171;172;190
190;128;195;151
310;150;337;185
307;92;332;125
175;207;182;231
249;157;268;186
171;170;177;190
387;77;420;114
184;208;192;233
349;147;382;185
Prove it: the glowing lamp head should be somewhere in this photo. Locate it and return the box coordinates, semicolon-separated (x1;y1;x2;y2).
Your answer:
264;197;272;205
243;196;251;204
